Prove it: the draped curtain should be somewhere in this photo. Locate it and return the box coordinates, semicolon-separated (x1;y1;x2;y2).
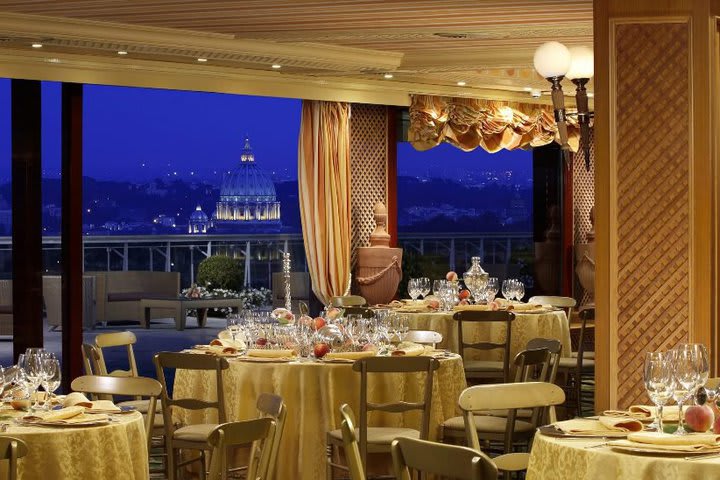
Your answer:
298;101;352;305
408;94;580;153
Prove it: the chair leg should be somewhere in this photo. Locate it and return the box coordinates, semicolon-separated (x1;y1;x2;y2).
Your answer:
326;444;334;480
166;446;176;480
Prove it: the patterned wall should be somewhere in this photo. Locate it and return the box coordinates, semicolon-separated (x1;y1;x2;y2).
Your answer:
614;22;690;408
574;128;595;305
349;104;389;265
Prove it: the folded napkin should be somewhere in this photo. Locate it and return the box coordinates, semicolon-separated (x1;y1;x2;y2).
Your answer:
324;350;376;360
63;392;121;413
554;416;643;435
452;304;494;312
608;432;720;453
24;405;85;422
216;330;247;350
392;342;425;357
246;349;295;358
506;303;543;311
394;306;434;313
603;405;680;422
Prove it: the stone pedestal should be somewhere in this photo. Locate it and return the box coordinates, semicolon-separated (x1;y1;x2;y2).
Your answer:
355;247;403;306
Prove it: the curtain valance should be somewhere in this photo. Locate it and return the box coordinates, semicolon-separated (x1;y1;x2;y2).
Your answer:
408;94;579;153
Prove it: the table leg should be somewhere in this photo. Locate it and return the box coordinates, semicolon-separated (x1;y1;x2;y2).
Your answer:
142;306;151;329
197;308;208;328
176;306;186;331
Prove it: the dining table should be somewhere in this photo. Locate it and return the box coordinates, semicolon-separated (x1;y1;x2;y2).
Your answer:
400;308;571;361
526;425;720;480
173;353;467;480
0;409;148;480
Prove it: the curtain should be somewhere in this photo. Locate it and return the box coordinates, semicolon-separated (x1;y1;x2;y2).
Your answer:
298;101;352;305
408;94;580;153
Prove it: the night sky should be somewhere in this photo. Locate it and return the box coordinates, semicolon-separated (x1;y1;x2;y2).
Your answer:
0;79;531;183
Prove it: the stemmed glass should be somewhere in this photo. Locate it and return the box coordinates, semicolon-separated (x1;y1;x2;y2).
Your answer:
22;351;46;410
485;277;499;302
226;317;242;344
393;314;409;343
418;277;431;299
407;278;421;302
515;280;525;302
691;343;710;394
501;280;513;301
41;358;61;409
670;345;700;435
432;280;445;297
644;352;673;432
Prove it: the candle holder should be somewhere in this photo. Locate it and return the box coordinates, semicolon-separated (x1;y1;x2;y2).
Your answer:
283;251;292;312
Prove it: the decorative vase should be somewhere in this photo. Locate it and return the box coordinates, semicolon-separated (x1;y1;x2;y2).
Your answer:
463;257;489;303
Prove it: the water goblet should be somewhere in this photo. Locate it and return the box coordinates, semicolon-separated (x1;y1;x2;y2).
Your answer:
485;277;499;302
501;280;512;301
670;345;700;435
644;351;672;432
407;278;420;302
432;280;445;297
41;358;61;409
418;277;431;299
515;281;525;302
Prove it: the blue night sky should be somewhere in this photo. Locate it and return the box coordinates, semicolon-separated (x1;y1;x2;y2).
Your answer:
0;79;531;183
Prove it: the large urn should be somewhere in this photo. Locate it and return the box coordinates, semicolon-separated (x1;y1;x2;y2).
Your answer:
355;202;403;305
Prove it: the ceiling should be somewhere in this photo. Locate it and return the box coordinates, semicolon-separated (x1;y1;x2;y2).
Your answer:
0;1;594;104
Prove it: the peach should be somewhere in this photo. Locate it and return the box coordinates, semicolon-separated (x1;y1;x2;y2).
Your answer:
313;317;326;330
686;404;714;433
458;289;470;300
427;299;440;310
446;271;458;282
326;307;342;320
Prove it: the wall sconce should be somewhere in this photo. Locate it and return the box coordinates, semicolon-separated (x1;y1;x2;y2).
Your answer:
534;42;594;170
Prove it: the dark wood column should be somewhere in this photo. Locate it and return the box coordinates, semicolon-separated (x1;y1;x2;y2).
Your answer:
61;83;84;388
11;80;43;359
561;157;574;297
386;106;398;247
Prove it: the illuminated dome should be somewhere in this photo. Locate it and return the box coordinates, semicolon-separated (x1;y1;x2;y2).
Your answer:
188;205;212;234
213;136;281;228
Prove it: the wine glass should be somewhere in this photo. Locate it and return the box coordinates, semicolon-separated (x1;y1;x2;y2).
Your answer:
418;277;431;299
22;352;45;410
41;358;61;409
670;345;700;435
394;314;409;343
515;281;525;302
501;280;512;301
407;278;420;302
432;280;445;297
485;277;499;302
644;352;672;432
691;343;710;393
226;316;241;343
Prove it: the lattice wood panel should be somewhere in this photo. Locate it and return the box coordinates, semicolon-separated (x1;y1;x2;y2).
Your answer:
614;22;690;409
573;128;595;305
350;104;389;265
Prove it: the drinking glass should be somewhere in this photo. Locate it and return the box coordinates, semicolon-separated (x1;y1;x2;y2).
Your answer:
407;278;420;302
226;317;242;343
501;280;512;301
432;280;445;296
670;345;700;435
515;281;525;302
394;314;409;343
691;343;710;394
644;352;672;432
418;277;431;299
22;352;45;410
485;277;499;302
41;358;61;409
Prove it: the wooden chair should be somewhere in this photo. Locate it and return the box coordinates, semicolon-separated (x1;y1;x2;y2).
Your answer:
250;394;287;480
94;331;139;377
527;295;576;318
207;418;276;480
70;375;162;454
81;343;101;376
441;347;552;445
331;296;367;308
453;310;515;383
391;437;497;480
526;338;562;384
338;404;366;480
343;307;375;318
326;356;440;480
404;330;442;348
0;437;29;480
154;352;230;480
558;307;595;417
460;382;565;479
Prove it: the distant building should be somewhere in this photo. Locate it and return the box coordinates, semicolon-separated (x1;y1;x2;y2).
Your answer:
212;136;281;231
153;214;176;228
188;205;212;234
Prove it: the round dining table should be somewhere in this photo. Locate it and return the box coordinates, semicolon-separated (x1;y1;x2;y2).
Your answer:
403;309;571;361
527;429;720;480
173;354;466;480
0;410;148;480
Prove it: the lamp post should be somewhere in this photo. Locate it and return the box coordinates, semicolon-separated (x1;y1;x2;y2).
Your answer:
566;46;595;171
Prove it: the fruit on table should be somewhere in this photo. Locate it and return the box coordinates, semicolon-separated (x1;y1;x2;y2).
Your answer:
312;317;326;330
446;271;458;282
427;299;440;310
458;289;470;300
685;404;714;432
314;343;330;358
326;307;342;320
255;338;268;346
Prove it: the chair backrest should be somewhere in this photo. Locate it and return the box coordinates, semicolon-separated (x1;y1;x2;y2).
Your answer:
331;295;367;307
453;310;515;382
343;307;375;318
154;352;229;425
404;330;442;348
70;375;162;453
525;338;562;383
248;393;287;480
576;307;595;371
0;436;29;480
460;382;566;459
512;347;551;383
207;418;275;480
352;356;440;471
81;343;101;376
339;404;366;480
391;437;497;480
95;331;138;378
528;295;576;317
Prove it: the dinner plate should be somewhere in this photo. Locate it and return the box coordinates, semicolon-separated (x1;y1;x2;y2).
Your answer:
538;425;628;439
610;445;720;456
18;418;111;428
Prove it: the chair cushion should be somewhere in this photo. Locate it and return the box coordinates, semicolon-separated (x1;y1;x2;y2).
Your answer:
119;399;161;414
173;423;218;442
328;427;419;444
442;415;534;434
463;360;505;372
558;357;595;369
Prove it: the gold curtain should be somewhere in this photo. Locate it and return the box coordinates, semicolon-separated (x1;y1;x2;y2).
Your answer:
408;94;580;153
298;101;352;305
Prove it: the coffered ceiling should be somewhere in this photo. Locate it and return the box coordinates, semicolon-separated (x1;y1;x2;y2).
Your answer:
0;1;593;105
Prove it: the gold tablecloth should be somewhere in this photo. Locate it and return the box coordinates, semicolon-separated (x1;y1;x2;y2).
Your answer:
173;355;466;480
405;310;571;361
527;429;720;480
0;410;148;480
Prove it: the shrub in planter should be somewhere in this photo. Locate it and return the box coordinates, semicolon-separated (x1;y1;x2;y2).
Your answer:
197;255;244;292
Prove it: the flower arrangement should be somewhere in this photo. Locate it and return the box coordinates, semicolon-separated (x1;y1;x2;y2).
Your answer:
180;284;272;317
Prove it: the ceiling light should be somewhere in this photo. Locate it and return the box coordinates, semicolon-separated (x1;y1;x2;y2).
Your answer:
566;46;594;81
46;58;60;64
533;41;571;79
523;87;533;92
531;90;542;98
31;43;43;48
197;58;207;62
117;50;128;55
271;64;282;69
384;73;394;79
457;81;467;86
